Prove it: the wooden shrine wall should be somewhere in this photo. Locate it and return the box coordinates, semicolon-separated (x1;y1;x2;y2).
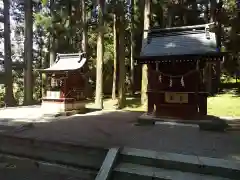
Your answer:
147;62;206;92
147;61;208;118
64;72;86;100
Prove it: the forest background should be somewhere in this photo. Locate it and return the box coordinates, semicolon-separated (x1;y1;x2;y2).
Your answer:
0;0;239;110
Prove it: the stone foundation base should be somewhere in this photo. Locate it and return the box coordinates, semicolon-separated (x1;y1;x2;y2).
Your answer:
138;113;201;125
41;99;87;115
138;113;231;131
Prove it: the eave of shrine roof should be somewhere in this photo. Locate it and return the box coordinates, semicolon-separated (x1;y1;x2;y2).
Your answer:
39;53;86;73
140;31;218;57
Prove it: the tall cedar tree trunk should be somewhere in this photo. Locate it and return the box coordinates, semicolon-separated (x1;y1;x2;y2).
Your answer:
49;39;56;66
141;0;151;106
95;0;104;109
181;0;187;25
37;29;45;98
41;51;48;98
206;0;217;94
3;0;16;106
203;2;209;90
24;0;34;105
134;0;144;56
130;0;135;94
81;0;88;54
81;0;90;97
118;1;126;109
215;1;223;94
167;4;173;27
49;0;56;89
204;2;209;23
112;12;119;100
49;0;56;66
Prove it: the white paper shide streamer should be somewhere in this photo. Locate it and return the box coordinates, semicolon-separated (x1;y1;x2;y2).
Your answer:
158;74;162;83
169;77;172;87
181;76;185;87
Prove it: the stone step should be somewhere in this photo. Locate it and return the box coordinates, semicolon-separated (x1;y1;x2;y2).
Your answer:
226;126;240;131
0;154;97;180
226;122;240;131
0;135;107;170
113;163;231;180
119;148;240;179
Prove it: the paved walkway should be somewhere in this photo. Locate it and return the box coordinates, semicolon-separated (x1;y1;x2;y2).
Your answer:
0;105;48;124
0;109;239;161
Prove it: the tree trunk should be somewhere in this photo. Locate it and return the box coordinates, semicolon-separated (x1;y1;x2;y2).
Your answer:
167;6;174;27
118;1;126;109
204;3;209;23
49;38;56;66
81;0;88;54
130;0;135;94
182;0;187;25
49;0;56;88
49;0;56;66
41;52;48;98
95;0;104;109
24;0;34;105
206;0;217;94
210;0;217;22
215;1;223;94
141;0;151;106
112;13;119;100
134;0;144;56
3;0;16;106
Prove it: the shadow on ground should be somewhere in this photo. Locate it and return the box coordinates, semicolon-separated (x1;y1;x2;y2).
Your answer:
1;110;240;161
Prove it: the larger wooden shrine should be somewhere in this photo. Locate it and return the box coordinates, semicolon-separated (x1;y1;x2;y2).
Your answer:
137;24;226;119
39;53;89;114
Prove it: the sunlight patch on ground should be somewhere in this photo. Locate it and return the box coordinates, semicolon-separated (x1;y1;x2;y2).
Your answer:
0;105;63;124
0;105;42;119
90;92;240;117
228;154;240;161
0;105;46;125
0;92;240;125
208;93;240;117
72;109;123;117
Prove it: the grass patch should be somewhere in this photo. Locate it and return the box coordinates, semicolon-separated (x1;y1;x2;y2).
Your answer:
125;91;240;117
208;92;240;117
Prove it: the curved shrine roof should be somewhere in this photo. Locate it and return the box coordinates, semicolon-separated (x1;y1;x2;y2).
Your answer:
39;53;86;73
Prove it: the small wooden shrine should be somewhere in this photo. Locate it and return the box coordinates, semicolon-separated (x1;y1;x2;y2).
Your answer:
38;53;89;114
137;24;226;119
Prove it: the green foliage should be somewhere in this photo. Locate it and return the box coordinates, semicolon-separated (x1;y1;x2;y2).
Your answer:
0;86;5;107
34;13;52;30
41;0;49;6
1;0;240;106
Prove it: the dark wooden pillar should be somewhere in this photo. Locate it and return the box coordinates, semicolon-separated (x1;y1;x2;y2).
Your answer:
215;1;223;94
147;92;154;114
199;93;207;116
206;63;213;95
147;64;154;114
